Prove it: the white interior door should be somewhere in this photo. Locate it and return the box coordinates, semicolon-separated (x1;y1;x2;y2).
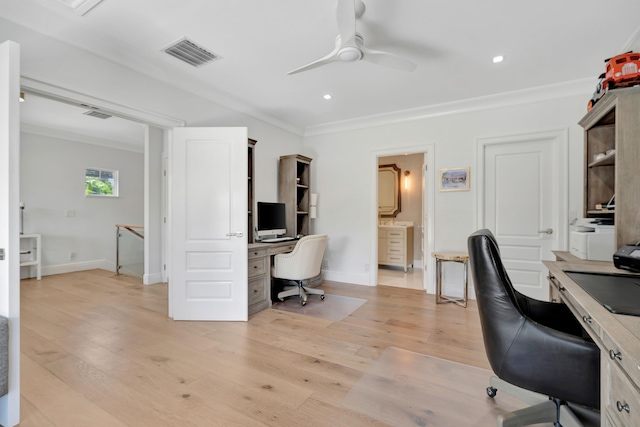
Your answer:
169;127;248;321
479;130;568;301
0;39;21;427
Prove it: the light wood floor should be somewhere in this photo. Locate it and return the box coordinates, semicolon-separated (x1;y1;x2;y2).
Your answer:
19;269;490;426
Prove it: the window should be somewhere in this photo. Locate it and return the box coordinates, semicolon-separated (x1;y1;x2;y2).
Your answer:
85;168;118;197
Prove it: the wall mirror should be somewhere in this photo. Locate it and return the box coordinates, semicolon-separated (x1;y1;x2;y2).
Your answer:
378;164;401;217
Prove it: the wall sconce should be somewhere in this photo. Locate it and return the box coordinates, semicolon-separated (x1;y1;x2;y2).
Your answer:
404;171;410;190
310;193;318;219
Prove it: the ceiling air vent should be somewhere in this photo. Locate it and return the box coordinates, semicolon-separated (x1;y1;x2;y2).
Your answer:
163;38;221;67
84;110;112;119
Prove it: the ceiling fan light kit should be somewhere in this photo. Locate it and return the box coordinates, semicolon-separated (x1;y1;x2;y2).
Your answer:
286;0;416;75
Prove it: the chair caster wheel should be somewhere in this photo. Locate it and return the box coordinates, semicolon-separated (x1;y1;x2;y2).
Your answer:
279;298;284;302
487;387;497;398
320;295;325;300
301;301;306;306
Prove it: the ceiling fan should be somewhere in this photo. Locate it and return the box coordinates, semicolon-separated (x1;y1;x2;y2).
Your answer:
286;0;417;75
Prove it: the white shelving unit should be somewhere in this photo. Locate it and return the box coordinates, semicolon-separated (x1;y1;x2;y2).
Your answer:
20;233;41;280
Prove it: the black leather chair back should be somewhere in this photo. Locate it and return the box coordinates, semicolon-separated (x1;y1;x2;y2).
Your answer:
468;229;600;409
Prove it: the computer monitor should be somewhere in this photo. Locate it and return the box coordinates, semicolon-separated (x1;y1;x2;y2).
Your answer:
256;202;286;238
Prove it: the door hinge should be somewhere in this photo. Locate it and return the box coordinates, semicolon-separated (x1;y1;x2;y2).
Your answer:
164;170;167;177
163;264;166;271
164;217;166;224
0;248;4;260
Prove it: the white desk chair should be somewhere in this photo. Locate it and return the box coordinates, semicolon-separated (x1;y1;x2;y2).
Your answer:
272;234;328;306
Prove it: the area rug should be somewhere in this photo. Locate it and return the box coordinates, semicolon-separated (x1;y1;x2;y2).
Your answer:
271;294;367;321
343;347;530;426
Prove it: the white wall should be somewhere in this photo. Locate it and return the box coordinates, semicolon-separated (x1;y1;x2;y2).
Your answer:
20;132;144;275
306;94;587;287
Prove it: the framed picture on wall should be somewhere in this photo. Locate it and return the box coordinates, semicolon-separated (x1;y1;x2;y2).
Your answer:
438;167;470;192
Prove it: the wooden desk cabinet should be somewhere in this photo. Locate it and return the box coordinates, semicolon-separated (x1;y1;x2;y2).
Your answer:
545;258;640;427
248;241;297;316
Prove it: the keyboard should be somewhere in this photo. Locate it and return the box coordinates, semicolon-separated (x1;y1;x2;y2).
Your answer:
261;237;295;243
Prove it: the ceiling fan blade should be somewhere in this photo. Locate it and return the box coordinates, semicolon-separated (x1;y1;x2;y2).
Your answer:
336;0;356;46
286;46;340;75
360;46;417;72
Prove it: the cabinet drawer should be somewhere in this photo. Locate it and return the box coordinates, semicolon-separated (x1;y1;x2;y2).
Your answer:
603;332;640;392
387;246;405;256
606;361;640;427
248;248;268;259
557;285;601;340
387;230;404;238
387;255;404;263
248;257;267;277
387;238;404;247
270;244;296;255
248;276;267;306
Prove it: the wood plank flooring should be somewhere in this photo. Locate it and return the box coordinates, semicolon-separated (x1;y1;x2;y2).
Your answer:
18;269;491;426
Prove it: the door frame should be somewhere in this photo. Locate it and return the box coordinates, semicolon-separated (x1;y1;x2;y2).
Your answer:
20;78;184;286
370;144;436;292
0;39;21;427
476;129;569;249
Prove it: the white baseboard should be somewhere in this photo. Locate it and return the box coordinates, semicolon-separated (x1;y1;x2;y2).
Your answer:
143;272;164;285
42;259;115;277
322;269;372;286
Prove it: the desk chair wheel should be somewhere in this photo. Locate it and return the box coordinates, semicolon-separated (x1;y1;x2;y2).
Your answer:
320;295;325;300
487;386;497;398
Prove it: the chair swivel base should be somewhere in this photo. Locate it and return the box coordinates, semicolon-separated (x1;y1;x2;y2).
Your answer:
277;282;325;306
487;376;600;427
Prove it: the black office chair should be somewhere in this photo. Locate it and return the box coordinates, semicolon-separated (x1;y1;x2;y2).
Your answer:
467;229;600;427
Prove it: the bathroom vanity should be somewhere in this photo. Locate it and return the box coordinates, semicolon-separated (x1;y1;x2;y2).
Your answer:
378;223;414;272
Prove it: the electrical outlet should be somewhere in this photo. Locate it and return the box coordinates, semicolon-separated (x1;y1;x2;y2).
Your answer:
323;259;329;268
69;251;76;260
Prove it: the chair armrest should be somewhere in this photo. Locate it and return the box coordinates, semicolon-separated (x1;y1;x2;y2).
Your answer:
515;292;586;338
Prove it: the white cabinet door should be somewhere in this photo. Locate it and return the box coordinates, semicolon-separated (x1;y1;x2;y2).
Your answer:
480;130;567;301
169;127;248;321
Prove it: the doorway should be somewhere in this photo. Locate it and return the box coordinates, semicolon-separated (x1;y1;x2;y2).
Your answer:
371;145;435;292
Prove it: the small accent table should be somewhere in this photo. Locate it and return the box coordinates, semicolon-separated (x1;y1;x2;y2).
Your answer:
432;251;469;307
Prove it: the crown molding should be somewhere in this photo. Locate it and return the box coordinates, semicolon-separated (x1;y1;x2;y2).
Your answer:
304;78;595;137
21;123;144;153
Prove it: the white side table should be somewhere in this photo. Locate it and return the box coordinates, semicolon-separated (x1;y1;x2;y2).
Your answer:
20;233;41;280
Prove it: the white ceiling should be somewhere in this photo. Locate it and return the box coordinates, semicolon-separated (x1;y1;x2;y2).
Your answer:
4;0;640;136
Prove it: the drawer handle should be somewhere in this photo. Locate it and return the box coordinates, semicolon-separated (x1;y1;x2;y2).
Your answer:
582;315;592;324
616;401;630;413
558;285;566;292
253;265;258;269
609;349;622;361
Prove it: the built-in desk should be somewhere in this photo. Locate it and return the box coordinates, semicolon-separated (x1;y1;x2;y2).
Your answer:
248;240;297;316
544;254;640;427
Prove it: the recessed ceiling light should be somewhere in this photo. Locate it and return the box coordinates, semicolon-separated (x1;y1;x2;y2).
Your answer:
323;94;332;100
492;55;504;63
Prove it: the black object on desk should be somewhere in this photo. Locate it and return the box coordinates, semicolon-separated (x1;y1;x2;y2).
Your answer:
564;270;640;316
613;244;640;272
